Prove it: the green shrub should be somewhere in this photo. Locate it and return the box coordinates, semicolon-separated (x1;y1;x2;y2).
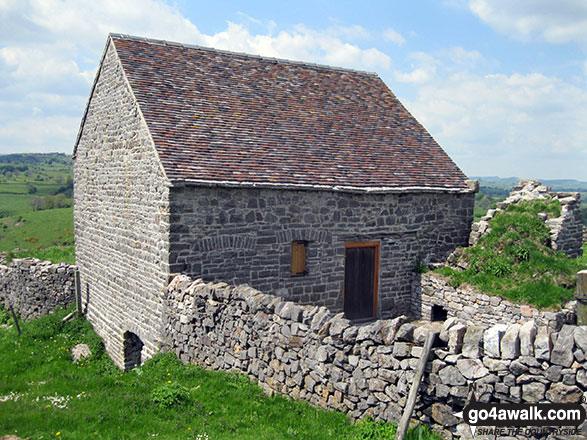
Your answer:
151;381;191;408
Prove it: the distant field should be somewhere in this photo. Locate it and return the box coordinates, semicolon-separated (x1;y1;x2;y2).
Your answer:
0;153;74;263
0;208;73;252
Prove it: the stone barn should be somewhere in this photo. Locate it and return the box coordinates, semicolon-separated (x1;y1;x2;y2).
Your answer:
74;34;476;368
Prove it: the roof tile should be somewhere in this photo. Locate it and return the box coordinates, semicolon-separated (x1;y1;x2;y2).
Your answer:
111;34;469;190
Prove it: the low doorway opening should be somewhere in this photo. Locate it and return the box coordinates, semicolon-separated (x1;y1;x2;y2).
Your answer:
123;331;144;371
430;304;448;322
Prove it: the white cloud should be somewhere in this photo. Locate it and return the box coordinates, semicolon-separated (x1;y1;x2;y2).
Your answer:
445;47;484;66
469;0;587;45
383;28;406;45
0;1;392;154
394;52;440;83
402;70;587;178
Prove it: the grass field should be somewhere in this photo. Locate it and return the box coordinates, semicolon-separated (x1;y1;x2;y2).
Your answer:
0;208;74;253
0;307;440;440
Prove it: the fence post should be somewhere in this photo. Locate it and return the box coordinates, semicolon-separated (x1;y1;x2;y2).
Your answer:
576;270;587;325
75;269;82;316
395;330;437;440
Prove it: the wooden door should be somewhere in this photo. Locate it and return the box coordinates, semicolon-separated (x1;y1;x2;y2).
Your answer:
344;241;379;320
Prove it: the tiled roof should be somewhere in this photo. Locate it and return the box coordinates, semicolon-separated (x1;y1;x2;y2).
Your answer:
109;34;470;191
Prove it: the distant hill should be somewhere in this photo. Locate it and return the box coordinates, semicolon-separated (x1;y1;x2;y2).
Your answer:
0;152;71;166
472;176;587;194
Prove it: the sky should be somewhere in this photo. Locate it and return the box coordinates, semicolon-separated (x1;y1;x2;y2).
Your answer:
0;0;586;180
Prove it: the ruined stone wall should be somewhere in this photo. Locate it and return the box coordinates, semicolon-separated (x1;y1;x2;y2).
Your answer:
412;273;576;330
470;180;583;258
169;186;474;318
0;258;76;320
73;41;171;369
166;274;587;439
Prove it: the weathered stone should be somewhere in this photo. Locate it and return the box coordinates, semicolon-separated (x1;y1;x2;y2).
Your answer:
484;324;508;358
381;315;408;344
414;322;442;344
429;402;459;426
396;323;416;342
500;324;520;360
447;324;467;354
546;383;583;403
439;317;462;342
534;326;552;361
392;342;411;358
462;326;484;358
551;325;575;367
438;365;466;386
509;361;529;376
519;320;536;356
482;357;509;372
328;315;351;338
574;326;587;354
522;382;546;403
456;358;488;380
71;344;91;362
577;369;587;388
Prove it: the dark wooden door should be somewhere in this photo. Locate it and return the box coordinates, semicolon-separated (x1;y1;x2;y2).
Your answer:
344;242;379;320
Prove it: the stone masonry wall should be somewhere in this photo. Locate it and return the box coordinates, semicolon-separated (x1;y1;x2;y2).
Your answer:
470;180;583;258
73;40;171;369
169;186;474;318
166;274;587;439
0;258;76;320
412;273;576;330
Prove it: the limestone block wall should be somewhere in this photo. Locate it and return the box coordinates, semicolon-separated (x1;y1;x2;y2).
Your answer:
73;40;171;369
0;258;76;320
169;186;474;318
412;273;576;330
166;274;587;439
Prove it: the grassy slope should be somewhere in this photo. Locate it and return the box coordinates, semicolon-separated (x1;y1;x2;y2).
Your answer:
0;208;74;252
0;308;439;440
438;200;587;309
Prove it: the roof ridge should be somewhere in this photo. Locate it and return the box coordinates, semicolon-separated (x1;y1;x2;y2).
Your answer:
109;32;379;77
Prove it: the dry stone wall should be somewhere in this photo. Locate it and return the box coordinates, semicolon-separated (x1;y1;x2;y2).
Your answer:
166;274;587;439
470;180;583;258
0;258;76;320
413;273;576;330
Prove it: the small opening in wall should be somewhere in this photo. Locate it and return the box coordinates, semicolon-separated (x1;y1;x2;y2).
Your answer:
430;304;448;322
123;331;144;371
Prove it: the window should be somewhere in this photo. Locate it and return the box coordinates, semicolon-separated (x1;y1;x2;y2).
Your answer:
290;241;307;276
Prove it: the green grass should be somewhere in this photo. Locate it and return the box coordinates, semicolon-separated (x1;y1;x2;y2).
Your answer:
0;308;440;440
7;246;75;265
438;200;587;309
0;208;73;252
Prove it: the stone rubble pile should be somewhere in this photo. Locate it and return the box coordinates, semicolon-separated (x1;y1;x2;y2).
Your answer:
166;274;587;439
0;258;76;320
469;179;583;258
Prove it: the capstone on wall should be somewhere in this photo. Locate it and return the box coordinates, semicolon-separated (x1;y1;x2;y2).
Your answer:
73;41;171;369
0;258;76;320
166;274;587;439
169;186;474;317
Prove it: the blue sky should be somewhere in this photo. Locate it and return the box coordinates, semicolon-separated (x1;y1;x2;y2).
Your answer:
1;0;585;180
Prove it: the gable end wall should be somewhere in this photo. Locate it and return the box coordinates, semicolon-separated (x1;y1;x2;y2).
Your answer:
73;42;170;368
